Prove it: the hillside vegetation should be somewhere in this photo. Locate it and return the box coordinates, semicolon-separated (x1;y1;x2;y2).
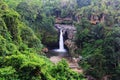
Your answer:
0;0;85;80
0;0;120;80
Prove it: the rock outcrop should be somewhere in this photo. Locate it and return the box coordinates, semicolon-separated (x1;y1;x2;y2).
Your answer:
55;18;73;24
90;13;106;25
65;39;77;56
55;24;77;56
42;48;48;53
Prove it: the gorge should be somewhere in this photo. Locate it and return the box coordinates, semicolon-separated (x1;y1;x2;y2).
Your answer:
1;0;120;79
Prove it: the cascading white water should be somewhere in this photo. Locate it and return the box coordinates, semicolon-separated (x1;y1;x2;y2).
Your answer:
59;29;64;50
54;29;66;52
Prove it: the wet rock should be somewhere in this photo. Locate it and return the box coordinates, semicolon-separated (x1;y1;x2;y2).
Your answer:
67;29;74;39
42;48;48;53
65;40;77;49
65;39;77;56
72;56;82;63
55;24;76;31
55;24;77;56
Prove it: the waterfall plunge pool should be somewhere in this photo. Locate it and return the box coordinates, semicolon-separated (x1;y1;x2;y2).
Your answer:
46;29;70;58
53;29;67;52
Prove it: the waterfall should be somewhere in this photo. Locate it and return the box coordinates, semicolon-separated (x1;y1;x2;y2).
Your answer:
59;29;64;50
54;29;66;52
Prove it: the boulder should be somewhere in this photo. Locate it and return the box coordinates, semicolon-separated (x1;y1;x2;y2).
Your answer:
42;48;48;53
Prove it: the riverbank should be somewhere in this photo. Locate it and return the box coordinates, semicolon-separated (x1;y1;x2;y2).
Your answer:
49;56;83;73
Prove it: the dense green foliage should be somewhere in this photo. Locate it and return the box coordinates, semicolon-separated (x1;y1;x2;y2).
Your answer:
76;19;120;79
0;0;85;80
75;0;120;79
4;0;58;47
1;0;120;80
15;1;58;46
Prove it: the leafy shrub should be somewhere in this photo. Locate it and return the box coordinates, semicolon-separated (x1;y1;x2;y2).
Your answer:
0;18;11;41
50;59;85;80
0;1;86;80
0;66;18;80
20;26;43;49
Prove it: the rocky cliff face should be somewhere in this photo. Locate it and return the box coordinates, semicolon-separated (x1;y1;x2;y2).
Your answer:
55;24;77;56
90;13;106;25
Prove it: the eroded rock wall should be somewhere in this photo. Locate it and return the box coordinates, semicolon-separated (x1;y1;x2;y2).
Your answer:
55;24;77;56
